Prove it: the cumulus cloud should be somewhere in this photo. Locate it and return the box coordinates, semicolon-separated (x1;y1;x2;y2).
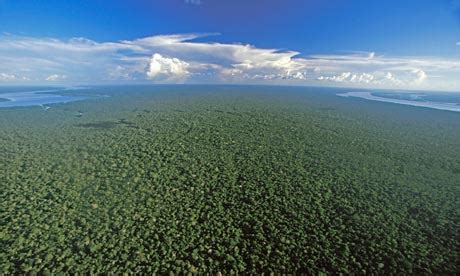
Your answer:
305;52;460;89
412;69;427;84
317;69;429;87
0;33;459;90
147;53;190;81
318;72;375;83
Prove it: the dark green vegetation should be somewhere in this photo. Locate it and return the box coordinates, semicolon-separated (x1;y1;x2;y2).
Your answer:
1;86;459;274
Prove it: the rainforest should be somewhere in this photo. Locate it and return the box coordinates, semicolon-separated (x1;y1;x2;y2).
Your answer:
1;85;459;274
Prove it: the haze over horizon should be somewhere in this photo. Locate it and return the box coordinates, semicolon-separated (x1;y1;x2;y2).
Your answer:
0;0;459;91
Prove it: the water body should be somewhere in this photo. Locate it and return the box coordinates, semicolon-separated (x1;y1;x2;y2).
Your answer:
0;88;93;108
338;91;460;112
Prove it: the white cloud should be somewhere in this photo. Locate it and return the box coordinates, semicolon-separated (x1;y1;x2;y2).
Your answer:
0;73;17;81
317;69;429;87
318;72;351;82
46;74;67;81
0;33;459;90
412;69;427;84
306;53;459;89
126;34;308;82
318;72;376;84
456;41;460;46
147;53;190;81
384;72;402;84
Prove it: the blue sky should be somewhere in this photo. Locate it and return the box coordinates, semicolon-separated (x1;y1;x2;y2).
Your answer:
0;0;459;90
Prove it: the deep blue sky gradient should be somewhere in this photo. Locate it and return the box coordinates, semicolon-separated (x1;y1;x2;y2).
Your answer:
0;0;459;57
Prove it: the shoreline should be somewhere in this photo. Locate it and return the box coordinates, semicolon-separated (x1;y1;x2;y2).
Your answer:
338;91;460;112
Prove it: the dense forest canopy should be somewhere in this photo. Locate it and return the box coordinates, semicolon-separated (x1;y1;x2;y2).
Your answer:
1;86;459;274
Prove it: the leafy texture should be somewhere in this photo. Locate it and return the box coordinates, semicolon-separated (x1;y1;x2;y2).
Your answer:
0;86;459;274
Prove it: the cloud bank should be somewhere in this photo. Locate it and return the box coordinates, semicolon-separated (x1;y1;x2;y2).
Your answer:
0;33;459;91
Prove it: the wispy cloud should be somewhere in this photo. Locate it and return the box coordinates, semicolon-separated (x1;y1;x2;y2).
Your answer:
185;0;202;5
46;74;67;81
0;33;459;90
